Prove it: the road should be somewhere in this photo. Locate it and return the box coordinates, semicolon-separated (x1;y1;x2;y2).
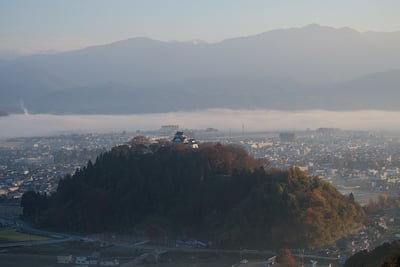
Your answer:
122;242;338;262
0;215;339;263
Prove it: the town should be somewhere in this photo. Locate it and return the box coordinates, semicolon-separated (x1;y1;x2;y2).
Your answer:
1;127;400;265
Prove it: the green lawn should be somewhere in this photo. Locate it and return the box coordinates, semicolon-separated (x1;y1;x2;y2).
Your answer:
0;228;50;242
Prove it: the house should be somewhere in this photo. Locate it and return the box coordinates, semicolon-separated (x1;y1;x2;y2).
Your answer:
99;259;120;266
240;258;248;264
265;256;276;266
75;256;98;265
76;256;90;265
188;139;199;149
57;255;73;264
172;131;199;149
172;131;188;143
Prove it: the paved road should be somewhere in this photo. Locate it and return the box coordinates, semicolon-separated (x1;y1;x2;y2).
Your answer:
121;243;338;262
0;216;339;262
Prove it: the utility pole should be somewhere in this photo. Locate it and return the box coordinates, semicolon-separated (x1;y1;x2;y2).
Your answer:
298;248;304;267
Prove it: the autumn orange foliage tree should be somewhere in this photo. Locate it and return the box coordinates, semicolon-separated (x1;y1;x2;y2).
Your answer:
277;248;297;267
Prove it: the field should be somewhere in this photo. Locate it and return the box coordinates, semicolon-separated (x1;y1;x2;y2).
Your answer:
0;242;249;267
158;251;265;267
0;228;50;243
0;241;141;267
142;251;240;267
0;253;55;267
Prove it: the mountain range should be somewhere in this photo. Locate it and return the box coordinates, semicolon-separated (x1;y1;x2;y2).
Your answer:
1;24;400;114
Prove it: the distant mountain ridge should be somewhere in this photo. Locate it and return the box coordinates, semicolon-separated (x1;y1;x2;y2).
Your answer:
1;24;400;113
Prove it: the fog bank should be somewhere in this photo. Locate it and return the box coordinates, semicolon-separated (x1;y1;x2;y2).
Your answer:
1;109;400;139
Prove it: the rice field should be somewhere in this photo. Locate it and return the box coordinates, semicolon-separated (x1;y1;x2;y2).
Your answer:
0;228;50;243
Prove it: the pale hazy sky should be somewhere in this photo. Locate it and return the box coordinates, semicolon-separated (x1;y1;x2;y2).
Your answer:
1;0;400;53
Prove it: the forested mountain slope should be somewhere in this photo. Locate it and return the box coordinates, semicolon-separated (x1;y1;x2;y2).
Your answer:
22;143;365;249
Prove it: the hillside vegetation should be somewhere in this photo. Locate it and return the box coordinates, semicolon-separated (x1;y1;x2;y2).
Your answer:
345;240;400;267
22;143;365;249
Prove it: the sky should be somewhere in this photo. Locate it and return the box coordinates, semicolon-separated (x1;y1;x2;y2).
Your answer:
1;0;400;54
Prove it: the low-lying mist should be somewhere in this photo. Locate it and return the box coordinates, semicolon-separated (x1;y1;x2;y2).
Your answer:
1;109;400;139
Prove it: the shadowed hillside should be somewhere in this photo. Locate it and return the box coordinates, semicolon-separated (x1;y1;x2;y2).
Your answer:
345;240;400;267
22;142;365;249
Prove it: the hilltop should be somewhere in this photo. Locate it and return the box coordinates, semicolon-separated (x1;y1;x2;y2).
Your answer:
22;141;365;249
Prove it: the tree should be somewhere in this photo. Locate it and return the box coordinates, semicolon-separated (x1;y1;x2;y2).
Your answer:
394;199;400;209
129;135;150;145
21;191;48;218
349;192;355;202
365;199;378;214
20;143;365;248
378;193;389;208
276;248;297;267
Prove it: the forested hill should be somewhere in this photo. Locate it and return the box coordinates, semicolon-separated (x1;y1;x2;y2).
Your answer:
22;142;365;249
344;240;400;267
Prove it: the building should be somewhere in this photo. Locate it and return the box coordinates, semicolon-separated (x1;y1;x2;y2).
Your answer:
279;132;296;142
160;125;179;134
187;139;199;149
172;132;199;149
172;131;188;143
57;255;73;264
